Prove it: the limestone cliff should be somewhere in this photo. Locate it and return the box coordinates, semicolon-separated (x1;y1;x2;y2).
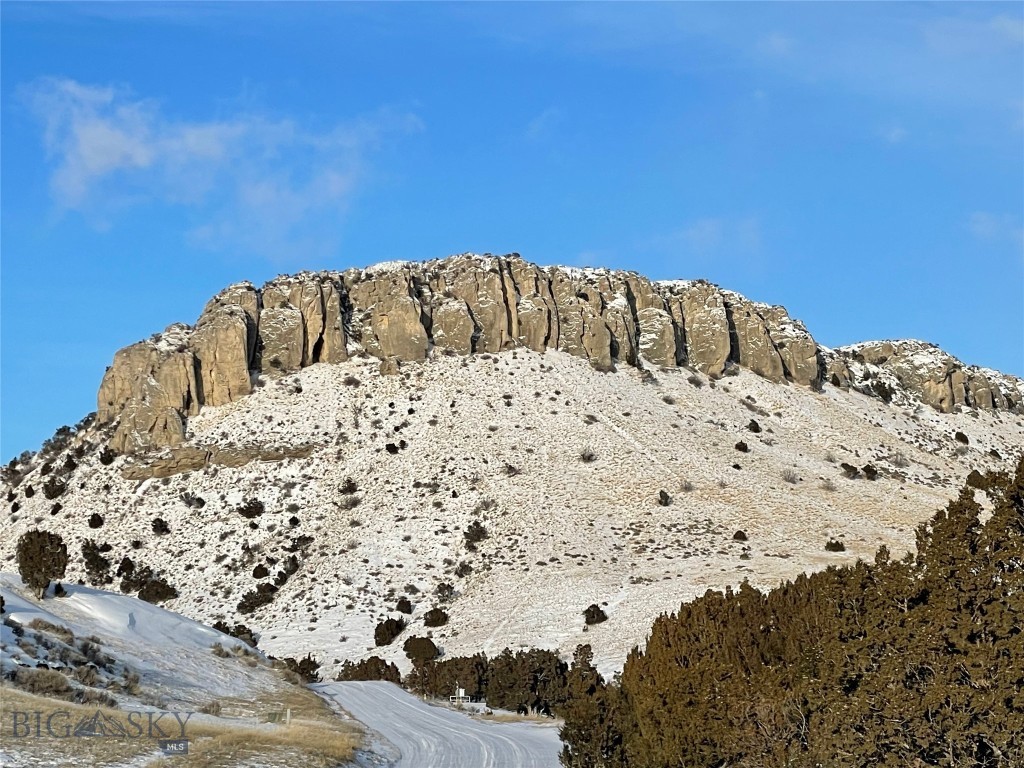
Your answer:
96;253;1023;452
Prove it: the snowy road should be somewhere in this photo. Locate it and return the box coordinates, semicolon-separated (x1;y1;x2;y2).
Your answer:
316;681;561;768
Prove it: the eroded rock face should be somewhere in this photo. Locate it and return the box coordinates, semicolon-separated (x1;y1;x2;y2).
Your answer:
722;293;786;383
345;267;429;361
99;325;200;453
757;305;822;388
430;297;476;354
837;340;1024;413
96;254;1022;453
668;281;731;377
637;308;679;368
258;305;305;375
191;304;251;406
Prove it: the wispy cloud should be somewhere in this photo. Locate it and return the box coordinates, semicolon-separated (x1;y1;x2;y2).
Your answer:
968;212;1024;249
878;123;909;144
923;13;1023;56
525;107;563;141
756;33;795;58
24;77;422;261
646;216;763;262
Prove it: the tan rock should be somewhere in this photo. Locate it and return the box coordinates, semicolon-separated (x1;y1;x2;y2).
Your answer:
549;270;614;370
120;446;210;479
379;357;402;376
345;268;429;361
507;258;559;351
201;283;260;365
674;282;731;376
258;305;305;375
111;403;187;454
209;444;315;468
320;279;349;364
429;256;514;353
516;294;556;352
637;307;680;367
99;325;200;453
757;305;822;387
263;277;326;367
846;341;964;413
824;352;853;389
722;294;785;382
190;304;251;406
431;297;476;354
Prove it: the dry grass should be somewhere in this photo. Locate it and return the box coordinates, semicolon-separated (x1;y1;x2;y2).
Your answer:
2;682;360;768
155;722;358;768
1;689;155;765
28;617;75;644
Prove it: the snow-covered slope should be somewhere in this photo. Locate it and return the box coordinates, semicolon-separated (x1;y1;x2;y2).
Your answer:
1;573;267;708
0;575;363;767
4;347;1021;679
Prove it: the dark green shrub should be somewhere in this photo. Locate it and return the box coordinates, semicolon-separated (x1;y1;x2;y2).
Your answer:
464;521;488;545
138;577;178;604
16;530;68;599
279;653;320;683
42;478;66;500
81;540;112;586
236;499;265;519
423;608;448;627
583;604;608;625
335;656;400;683
237;583;278;615
374;617;406;646
403;636;439;663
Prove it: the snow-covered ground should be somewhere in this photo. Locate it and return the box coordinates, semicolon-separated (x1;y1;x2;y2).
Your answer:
318;681;560;767
1;573;267;709
0;575;363;767
3;348;1022;680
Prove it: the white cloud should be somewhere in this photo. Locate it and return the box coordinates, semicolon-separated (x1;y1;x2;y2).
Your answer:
756;33;795;57
968;212;1024;248
525;107;563;141
647;216;763;262
25;78;422;261
923;13;1024;56
879;123;909;144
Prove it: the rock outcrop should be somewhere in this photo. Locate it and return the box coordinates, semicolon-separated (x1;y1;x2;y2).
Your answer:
836;340;1023;413
96;254;1023;453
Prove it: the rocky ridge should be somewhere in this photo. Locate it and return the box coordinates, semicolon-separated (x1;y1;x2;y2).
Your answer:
97;254;1024;454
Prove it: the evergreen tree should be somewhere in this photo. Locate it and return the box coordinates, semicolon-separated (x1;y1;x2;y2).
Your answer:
16;530;68;599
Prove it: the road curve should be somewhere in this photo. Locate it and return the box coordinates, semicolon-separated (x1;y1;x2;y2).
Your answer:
315;681;561;768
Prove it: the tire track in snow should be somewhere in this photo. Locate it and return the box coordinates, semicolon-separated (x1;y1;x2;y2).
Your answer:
316;681;561;767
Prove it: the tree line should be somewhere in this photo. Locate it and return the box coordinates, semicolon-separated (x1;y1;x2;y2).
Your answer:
558;458;1024;767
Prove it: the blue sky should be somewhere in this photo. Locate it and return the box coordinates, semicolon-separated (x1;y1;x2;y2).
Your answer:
2;2;1022;459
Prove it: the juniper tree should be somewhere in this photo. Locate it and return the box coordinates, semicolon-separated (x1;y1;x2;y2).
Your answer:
16;530;68;599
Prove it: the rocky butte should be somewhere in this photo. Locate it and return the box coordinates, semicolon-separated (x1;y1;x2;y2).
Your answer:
97;253;1023;454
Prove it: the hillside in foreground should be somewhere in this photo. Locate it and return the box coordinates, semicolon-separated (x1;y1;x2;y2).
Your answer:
0;573;362;766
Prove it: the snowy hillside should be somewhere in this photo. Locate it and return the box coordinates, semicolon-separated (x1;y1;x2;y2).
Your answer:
4;346;1022;680
0;574;362;767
